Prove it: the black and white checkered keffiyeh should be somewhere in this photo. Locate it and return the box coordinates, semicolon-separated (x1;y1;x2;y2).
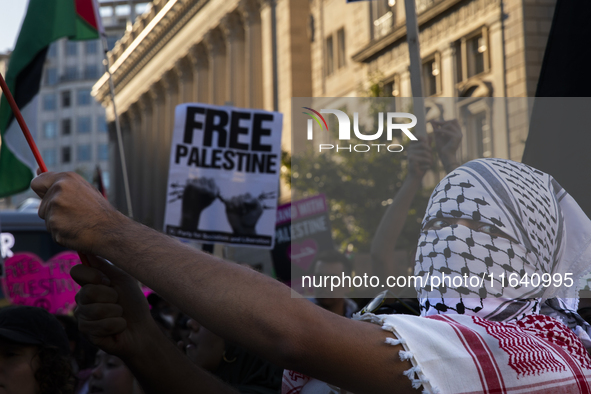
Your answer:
414;159;591;333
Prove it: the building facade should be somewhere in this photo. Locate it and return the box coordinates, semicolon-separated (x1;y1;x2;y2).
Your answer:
95;0;556;227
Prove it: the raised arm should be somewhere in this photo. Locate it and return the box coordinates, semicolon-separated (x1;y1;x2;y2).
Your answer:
31;172;416;393
370;136;432;278
71;256;239;394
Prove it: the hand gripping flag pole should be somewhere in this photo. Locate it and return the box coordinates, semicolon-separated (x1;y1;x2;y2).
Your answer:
0;71;90;266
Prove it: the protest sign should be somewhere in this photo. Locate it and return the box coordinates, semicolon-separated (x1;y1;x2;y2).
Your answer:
164;103;283;248
1;251;81;314
272;194;334;286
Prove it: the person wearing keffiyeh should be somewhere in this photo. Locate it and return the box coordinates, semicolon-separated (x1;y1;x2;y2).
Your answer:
33;156;591;394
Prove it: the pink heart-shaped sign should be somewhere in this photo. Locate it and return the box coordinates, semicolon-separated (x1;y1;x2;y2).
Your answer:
288;239;318;271
2;252;81;314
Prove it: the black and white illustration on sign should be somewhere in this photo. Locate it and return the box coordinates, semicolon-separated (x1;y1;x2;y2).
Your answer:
164;103;283;248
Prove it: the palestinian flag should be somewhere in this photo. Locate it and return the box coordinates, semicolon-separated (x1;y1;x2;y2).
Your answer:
0;0;102;197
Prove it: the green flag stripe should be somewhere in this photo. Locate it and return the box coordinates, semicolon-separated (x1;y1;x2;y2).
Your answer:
74;14;100;41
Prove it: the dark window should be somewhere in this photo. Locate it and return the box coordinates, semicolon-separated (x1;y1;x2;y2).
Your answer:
61;91;71;108
325;35;334;76
456;28;490;83
422;56;440;96
337;28;346;69
62;146;71;163
62;119;71;136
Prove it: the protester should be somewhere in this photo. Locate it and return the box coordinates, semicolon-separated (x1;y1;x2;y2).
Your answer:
89;350;145;394
54;314;97;394
0;305;74;394
33;155;591;393
371;119;462;279
178;318;283;393
310;250;358;317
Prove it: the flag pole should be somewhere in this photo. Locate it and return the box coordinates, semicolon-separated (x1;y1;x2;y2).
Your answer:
0;71;91;266
403;0;427;138
93;0;133;219
0;72;47;173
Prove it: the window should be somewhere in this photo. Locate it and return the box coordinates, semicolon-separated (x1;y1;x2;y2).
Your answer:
383;74;400;111
98;144;109;161
325;35;334;76
62;146;71;163
422;54;441;96
66;41;78;56
43;149;57;166
85;40;98;54
78;117;92;133
62;119;71;136
42;94;57;111
43;121;57;139
456;27;490;83
372;0;394;40
461;100;493;160
97;115;108;133
106;36;118;50
77;89;92;106
84;64;99;80
47;43;57;58
337;28;346;69
44;68;57;86
64;66;78;81
78;145;92;162
61;91;71;108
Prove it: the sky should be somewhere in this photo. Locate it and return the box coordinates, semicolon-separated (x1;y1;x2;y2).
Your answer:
0;0;28;53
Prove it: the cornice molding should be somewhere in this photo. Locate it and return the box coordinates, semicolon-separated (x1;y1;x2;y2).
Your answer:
94;0;210;103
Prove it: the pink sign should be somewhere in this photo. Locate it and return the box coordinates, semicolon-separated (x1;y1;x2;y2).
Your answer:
2;252;81;314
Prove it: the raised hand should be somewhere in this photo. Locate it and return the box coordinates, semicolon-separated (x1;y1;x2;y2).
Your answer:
71;255;155;359
430;119;462;173
180;178;220;231
221;193;264;236
406;135;433;180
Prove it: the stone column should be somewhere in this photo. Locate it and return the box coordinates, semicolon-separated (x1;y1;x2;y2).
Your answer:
146;82;165;229
140;91;157;227
204;28;227;106
239;0;264;108
152;71;179;230
259;0;276;111
135;95;151;224
189;43;210;103
440;43;456;97
175;57;193;104
114;111;134;212
221;12;246;107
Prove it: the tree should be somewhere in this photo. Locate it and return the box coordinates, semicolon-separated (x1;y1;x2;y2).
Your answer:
282;75;436;255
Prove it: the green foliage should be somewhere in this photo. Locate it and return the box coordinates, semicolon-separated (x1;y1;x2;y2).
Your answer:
282;78;435;254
